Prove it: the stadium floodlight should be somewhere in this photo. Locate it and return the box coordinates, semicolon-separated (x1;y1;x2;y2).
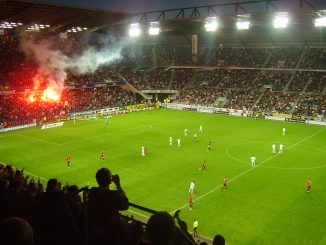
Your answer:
314;16;326;27
204;17;218;32
148;21;160;36
129;23;141;37
273;14;289;29
237;21;251;30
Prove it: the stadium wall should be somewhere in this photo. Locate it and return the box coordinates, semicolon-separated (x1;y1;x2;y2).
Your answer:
166;103;326;126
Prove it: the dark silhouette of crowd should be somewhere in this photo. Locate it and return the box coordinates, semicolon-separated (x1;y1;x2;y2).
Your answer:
0;163;222;245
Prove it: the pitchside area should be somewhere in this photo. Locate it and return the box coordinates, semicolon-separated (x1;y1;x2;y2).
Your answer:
1;109;325;245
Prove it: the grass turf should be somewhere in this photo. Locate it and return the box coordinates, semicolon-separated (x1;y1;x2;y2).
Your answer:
1;109;325;245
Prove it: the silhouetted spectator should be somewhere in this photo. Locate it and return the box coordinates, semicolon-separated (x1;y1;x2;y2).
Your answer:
145;211;176;245
213;234;225;245
88;167;129;245
32;178;77;245
0;217;33;245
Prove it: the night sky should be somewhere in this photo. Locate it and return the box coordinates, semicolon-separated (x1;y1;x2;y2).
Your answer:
32;0;326;14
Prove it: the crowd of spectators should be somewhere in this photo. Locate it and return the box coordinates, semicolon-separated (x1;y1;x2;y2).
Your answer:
223;89;258;110
66;68;121;85
293;94;326;116
300;47;326;69
170;69;194;90
208;47;270;67
304;72;326;94
138;68;172;90
0;164;224;245
266;47;303;68
253;92;299;114
1;34;325;121
0;87;136;127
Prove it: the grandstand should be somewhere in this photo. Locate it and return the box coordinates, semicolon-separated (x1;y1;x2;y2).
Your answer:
0;0;326;245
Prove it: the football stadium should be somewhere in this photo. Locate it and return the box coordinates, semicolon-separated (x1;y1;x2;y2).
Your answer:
0;0;325;245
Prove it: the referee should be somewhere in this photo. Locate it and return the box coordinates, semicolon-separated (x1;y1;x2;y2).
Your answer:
193;219;198;237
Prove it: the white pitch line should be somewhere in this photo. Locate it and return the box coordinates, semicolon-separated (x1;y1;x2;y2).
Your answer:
10;165;48;181
23;170;48;181
170;127;326;214
286;128;326;150
127;209;150;219
59;118;181;145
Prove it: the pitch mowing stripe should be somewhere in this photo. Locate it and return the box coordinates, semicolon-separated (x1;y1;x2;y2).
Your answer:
15;133;61;145
170;127;326;214
59;118;181;145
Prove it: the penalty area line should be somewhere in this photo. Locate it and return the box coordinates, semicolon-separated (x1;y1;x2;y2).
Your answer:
60;118;181;146
10;165;48;181
170;127;326;214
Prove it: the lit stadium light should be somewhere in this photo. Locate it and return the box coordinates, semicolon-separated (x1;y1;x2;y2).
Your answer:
236;21;251;30
204;17;218;32
314;16;326;27
273;14;289;29
148;21;160;35
129;23;141;37
26;24;50;31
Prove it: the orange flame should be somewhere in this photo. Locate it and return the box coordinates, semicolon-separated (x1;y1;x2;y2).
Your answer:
28;95;36;102
41;87;61;102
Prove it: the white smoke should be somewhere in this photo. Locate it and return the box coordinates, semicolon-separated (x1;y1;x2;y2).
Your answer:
20;35;130;90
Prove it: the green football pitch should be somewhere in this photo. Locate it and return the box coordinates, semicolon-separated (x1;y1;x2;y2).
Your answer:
1;109;325;245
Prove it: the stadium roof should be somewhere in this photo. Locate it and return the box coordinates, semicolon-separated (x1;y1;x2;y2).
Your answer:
0;0;131;33
0;0;325;45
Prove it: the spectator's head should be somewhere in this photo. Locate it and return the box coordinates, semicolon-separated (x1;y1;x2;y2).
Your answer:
0;217;33;245
213;234;225;245
67;184;78;195
46;178;58;192
27;180;36;192
0;178;10;191
96;167;112;188
146;211;176;245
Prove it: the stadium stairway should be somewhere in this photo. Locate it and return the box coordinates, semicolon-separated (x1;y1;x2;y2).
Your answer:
262;51;273;68
167;67;176;90
284;48;307;92
250;93;264;111
322;84;326;95
118;73;151;100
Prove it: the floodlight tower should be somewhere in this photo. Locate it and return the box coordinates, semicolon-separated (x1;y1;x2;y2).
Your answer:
129;23;141;37
149;21;160;35
273;13;289;29
204;17;218;32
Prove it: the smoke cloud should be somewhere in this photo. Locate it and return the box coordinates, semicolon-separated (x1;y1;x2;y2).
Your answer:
20;34;131;92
